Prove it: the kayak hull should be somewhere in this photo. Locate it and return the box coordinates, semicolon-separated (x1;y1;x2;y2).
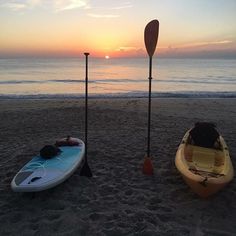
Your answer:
175;130;234;198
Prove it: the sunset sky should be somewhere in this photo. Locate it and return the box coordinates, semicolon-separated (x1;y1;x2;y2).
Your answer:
0;0;236;58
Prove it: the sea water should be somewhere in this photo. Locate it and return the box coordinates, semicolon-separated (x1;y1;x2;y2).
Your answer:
0;57;235;98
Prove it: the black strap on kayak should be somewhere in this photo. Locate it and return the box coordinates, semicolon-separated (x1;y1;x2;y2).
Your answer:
189;168;225;178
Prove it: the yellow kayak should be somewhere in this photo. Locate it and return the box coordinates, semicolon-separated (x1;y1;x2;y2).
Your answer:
175;124;234;198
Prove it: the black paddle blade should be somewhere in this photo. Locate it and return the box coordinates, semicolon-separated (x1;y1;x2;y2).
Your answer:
144;19;159;57
80;160;92;177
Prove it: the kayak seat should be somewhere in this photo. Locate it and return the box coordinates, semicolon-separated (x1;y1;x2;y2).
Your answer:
185;145;224;174
192;148;215;172
192;147;225;174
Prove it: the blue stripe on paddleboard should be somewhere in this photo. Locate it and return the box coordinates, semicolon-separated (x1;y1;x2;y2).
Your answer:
22;147;83;172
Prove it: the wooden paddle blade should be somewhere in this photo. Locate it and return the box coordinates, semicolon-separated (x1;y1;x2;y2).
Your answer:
144;19;159;57
142;156;154;175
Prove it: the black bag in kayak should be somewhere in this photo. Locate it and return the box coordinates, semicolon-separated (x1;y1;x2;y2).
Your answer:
190;122;220;148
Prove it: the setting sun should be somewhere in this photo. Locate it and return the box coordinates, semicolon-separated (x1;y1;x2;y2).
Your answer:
105;55;110;59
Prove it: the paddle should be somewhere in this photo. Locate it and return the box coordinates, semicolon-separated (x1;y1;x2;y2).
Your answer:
142;19;159;175
80;52;92;177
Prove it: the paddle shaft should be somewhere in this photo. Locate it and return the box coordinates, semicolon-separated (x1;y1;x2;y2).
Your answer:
84;53;89;160
147;56;152;157
80;52;92;177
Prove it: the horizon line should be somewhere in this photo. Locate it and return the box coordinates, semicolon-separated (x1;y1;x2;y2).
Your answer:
1;53;236;60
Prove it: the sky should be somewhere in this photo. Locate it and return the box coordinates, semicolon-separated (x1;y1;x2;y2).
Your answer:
0;0;236;58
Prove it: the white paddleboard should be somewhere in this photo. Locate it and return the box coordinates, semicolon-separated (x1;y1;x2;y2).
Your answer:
11;138;85;192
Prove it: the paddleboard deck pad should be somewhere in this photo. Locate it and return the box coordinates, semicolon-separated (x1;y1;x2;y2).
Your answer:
11;138;85;192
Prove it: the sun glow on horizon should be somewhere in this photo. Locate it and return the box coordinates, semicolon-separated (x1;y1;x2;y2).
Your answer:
0;0;236;58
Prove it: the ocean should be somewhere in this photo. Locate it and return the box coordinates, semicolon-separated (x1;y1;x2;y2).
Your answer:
0;57;235;98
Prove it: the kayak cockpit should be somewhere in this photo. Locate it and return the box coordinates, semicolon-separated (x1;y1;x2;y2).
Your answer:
175;123;234;197
184;144;225;177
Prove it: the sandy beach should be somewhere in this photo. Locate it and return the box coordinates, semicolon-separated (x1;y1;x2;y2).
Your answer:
0;98;235;236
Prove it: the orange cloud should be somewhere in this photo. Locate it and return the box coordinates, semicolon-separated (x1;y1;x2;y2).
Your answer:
178;40;233;48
